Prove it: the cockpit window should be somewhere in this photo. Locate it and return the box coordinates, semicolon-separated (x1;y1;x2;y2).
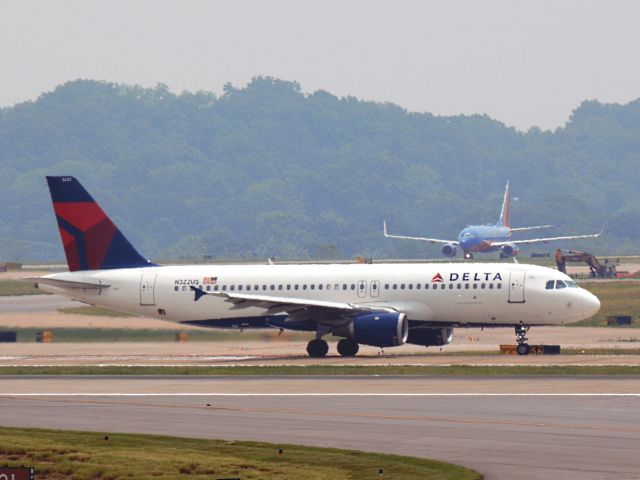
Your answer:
555;280;567;289
545;280;554;290
565;280;578;288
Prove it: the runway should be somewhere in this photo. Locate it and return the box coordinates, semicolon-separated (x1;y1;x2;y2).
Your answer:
1;376;639;479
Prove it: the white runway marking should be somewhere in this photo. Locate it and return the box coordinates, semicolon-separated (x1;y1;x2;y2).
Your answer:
1;393;639;397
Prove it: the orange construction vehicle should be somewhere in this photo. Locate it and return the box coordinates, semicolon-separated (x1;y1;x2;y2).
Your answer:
555;248;617;278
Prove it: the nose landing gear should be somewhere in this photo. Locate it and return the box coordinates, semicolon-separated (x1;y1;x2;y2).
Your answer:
464;252;474;259
515;323;530;355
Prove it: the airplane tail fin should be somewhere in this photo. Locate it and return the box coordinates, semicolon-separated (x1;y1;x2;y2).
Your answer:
46;176;155;271
497;181;510;228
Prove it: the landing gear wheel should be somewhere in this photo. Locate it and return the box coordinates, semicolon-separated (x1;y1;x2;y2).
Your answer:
306;339;329;358
337;338;359;357
515;323;531;355
464;252;474;259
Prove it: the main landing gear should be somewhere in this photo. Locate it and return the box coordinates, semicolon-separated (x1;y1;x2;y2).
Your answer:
306;338;360;357
337;338;359;357
515;323;531;355
306;339;329;358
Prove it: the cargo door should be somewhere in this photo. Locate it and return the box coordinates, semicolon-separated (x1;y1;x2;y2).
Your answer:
140;273;157;306
508;270;526;303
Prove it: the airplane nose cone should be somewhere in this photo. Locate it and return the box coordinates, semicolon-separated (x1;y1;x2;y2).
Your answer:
582;292;601;317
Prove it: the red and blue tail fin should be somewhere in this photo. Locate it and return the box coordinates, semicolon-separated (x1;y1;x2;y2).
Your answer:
46;176;155;271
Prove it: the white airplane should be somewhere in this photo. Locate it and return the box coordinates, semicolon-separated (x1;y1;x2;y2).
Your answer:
37;176;600;357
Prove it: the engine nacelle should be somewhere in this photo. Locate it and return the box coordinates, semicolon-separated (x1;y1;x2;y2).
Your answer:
500;243;519;258
441;243;457;257
351;312;409;348
406;327;454;346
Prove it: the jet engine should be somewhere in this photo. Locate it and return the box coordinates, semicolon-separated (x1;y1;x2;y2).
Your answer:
406;327;454;346
441;243;457;257
500;243;519;258
351;312;409;348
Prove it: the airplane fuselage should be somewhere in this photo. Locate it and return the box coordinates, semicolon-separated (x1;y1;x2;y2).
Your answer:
40;262;599;329
458;225;511;253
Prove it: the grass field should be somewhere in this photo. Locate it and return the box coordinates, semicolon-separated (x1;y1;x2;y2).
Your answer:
575;281;640;327
0;280;46;296
0;327;312;343
57;305;134;317
1;365;639;376
0;427;480;480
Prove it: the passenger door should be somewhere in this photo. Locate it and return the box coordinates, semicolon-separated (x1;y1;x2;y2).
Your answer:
140;273;157;306
508;270;526;303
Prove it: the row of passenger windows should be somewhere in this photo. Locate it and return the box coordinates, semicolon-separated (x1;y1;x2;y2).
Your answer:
175;282;503;292
545;279;578;289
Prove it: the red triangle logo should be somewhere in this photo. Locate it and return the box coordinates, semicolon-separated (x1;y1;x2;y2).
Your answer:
432;273;444;282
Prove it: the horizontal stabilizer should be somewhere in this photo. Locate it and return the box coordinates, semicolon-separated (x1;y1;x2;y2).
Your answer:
34;277;110;290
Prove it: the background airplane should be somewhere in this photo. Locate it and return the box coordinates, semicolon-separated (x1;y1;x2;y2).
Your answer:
384;181;601;259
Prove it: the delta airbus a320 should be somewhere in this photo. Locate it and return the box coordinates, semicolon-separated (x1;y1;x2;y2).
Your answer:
384;181;601;259
37;177;600;356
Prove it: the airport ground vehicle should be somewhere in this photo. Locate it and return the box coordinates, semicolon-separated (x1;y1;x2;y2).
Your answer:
555;249;617;278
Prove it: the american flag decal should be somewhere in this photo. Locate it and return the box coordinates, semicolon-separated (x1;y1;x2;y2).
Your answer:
203;276;218;285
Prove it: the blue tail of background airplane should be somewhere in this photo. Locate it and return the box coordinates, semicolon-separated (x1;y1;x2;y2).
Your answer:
46;176;155;271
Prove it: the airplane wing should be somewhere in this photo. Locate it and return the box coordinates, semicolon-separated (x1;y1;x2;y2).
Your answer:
190;286;397;322
33;277;110;290
494;231;602;246
510;224;554;232
383;221;458;245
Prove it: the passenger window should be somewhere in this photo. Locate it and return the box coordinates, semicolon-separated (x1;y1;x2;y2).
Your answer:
385;284;390;290
222;285;227;291
174;286;179;291
464;284;469;289
393;284;398;290
497;284;502;289
311;284;315;290
546;280;555;290
425;284;429;289
303;285;307;290
449;284;454;289
278;285;283;291
238;285;243;291
343;284;348;290
270;285;275;291
254;285;258;290
230;285;235;291
401;284;405;290
440;284;445;289
481;283;486;289
408;284;413;289
182;286;187;291
457;284;462;289
214;285;219;291
351;284;356;290
489;284;493;289
473;284;478;289
334;284;339;290
262;285;267;291
416;284;421;290
246;285;251;291
206;285;211;291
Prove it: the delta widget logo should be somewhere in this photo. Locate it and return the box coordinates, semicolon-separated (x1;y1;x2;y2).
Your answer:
431;273;444;283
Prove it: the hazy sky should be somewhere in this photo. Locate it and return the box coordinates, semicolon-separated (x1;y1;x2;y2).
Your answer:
2;0;639;130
